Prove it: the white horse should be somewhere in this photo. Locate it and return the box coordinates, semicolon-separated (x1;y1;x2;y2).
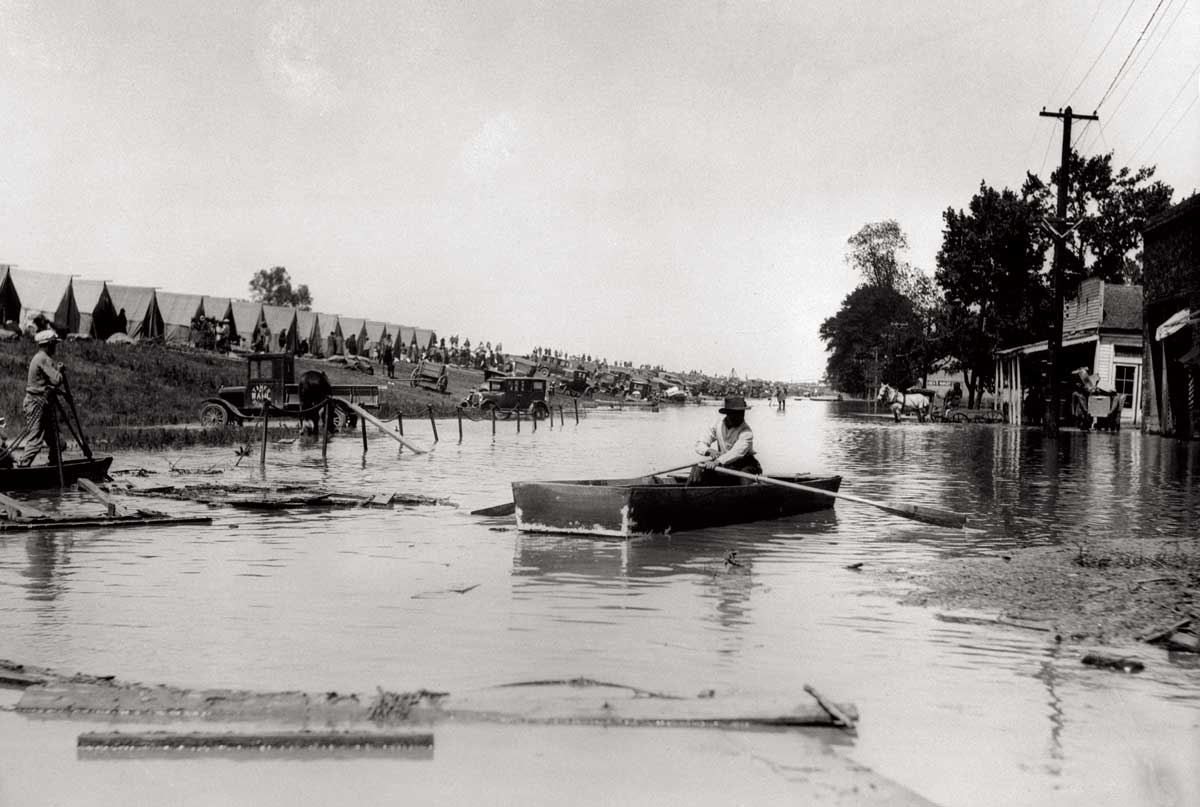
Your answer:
878;383;931;423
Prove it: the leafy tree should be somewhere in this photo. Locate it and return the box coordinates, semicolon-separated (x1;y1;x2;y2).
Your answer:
820;285;923;397
935;182;1050;407
846;220;912;289
249;266;313;309
822;221;936;395
1024;150;1173;285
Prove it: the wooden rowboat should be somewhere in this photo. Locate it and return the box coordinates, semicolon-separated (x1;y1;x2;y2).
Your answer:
512;473;841;537
0;457;114;492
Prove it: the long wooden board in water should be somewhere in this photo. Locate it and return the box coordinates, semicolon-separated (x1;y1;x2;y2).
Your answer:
16;674;854;729
0;514;212;533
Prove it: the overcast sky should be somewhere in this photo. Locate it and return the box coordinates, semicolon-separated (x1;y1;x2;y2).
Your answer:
2;1;1197;380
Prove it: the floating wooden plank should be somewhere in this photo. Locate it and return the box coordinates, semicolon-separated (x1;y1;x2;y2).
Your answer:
0;514;212;533
0;492;50;520
18;676;855;729
78;730;434;751
332;398;427;454
77;478;128;517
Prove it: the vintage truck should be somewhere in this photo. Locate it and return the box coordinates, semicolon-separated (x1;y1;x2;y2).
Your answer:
198;353;380;429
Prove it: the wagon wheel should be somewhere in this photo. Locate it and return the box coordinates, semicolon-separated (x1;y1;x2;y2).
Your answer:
331;406;354;431
530;403;550;421
410;368;420;387
436;375;448;394
948;411;969;423
584;385;595;399
198;403;229;428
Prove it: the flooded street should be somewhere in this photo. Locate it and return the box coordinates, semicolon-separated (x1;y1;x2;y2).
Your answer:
2;401;1198;806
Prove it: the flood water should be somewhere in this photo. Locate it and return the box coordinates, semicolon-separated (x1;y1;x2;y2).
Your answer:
2;401;1198;806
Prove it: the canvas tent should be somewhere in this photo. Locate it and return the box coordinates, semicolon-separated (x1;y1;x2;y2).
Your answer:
338;317;366;355
202;296;232;323
314;312;342;357
155;292;205;344
72;279;120;339
362;321;388;356
7;268;79;334
261;305;299;353
229;300;264;347
0;266;22;328
413;328;436;351
107;284;163;338
294;310;319;354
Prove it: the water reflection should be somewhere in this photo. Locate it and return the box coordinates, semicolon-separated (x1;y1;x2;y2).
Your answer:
22;535;68;602
1;403;1198;806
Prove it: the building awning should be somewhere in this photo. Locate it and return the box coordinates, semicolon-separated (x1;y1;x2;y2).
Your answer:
994;332;1099;358
1155;308;1193;341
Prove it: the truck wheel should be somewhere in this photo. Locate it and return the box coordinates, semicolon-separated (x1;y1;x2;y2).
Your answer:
199;403;229;427
530;403;550;420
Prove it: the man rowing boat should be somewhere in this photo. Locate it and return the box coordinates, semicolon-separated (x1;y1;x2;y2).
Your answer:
689;395;762;485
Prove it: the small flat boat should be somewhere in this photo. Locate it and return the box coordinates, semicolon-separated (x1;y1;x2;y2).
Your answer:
512;473;841;537
0;456;114;492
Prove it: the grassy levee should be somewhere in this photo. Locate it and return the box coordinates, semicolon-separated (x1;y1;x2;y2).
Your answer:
1;339;498;451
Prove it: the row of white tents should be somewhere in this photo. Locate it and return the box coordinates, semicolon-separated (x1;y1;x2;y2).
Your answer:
0;266;437;357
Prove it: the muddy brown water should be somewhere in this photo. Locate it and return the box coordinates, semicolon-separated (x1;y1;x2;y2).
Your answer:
1;401;1197;806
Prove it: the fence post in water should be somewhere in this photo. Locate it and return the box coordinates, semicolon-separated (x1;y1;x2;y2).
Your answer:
491;407;496;435
361;413;368;453
457;409;463;442
260;406;269;467
574;398;579;424
395;413;403;455
428;404;439;442
321;402;330;459
560;406;565;426
516;409;521;433
532;408;538;431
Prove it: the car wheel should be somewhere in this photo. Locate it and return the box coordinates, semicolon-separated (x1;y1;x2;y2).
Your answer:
199;403;229;427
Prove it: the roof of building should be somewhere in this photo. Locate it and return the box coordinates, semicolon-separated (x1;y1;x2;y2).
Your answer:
1101;283;1143;331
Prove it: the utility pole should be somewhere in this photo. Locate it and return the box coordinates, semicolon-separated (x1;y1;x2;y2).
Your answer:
1038;105;1097;436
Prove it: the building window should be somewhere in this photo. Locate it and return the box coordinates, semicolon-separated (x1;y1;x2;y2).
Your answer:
1114;364;1137;409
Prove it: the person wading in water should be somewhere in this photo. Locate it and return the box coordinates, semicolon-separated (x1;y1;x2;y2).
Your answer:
689;395;762;485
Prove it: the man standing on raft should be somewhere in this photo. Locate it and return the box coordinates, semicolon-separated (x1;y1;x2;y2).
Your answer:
689;395;762;485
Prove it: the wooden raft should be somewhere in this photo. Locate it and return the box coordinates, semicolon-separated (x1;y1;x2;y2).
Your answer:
118;482;454;511
0;486;212;533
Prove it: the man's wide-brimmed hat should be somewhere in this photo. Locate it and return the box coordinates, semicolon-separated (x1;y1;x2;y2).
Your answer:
35;329;58;345
719;396;751;413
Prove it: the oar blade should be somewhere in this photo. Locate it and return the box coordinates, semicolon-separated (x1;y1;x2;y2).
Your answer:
877;501;967;529
471;502;516;517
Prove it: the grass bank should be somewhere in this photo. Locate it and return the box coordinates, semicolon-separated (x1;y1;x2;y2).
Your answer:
0;340;489;451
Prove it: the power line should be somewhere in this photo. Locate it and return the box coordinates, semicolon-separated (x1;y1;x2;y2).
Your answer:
1067;0;1139;104
1131;60;1200;158
1144;93;1199;161
1038;122;1059;175
1096;0;1168;108
1047;0;1107;101
1100;0;1190;125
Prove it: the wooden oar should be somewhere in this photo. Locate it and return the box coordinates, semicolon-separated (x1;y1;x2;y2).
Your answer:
469;461;701;518
710;466;968;528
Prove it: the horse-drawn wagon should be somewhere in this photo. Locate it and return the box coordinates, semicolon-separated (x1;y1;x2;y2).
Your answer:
198;353;379;429
409;359;449;393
